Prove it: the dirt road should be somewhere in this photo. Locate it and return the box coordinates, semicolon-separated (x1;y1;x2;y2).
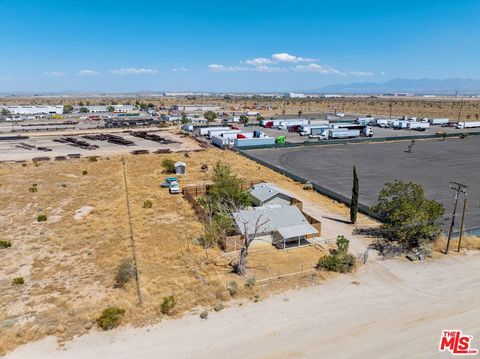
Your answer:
6;253;480;359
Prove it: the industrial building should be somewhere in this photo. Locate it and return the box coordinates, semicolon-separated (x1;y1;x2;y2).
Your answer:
0;105;64;115
75;105;136;113
172;104;220;112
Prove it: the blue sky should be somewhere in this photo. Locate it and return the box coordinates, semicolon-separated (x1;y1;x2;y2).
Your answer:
1;0;479;92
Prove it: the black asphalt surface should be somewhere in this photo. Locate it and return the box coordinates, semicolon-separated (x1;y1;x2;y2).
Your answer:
246;136;480;232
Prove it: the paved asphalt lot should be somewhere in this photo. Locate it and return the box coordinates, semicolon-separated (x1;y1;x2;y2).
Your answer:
246;136;480;232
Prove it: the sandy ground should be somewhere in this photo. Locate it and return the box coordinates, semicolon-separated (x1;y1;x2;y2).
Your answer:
6;252;480;359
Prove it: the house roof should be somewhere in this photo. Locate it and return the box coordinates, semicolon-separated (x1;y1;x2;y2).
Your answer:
233;205;317;239
249;182;293;203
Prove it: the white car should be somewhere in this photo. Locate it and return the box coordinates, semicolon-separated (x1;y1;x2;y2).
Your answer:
169;182;181;194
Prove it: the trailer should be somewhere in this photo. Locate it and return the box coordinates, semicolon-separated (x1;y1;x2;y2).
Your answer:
196;126;230;136
208;129;240;139
391;120;410;129
320;129;361;140
335;123;373;137
234;137;276;148
429;118;450;126
376;119;390;128
277;119;309;130
456;121;480;129
211;135;230;148
356;117;376;125
222;131;253;140
261;119;282;128
408;122;430;130
299;125;330;136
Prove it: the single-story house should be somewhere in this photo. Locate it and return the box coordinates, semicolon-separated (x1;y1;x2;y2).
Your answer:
232;205;319;249
175;162;186;174
249;183;294;207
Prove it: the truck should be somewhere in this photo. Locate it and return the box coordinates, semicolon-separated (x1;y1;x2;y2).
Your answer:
320;129;361;140
428;118;450;126
456;121;480;129
376;119;390;128
391;120;409;129
356;117;376;126
335;123;374;137
277;119;309;130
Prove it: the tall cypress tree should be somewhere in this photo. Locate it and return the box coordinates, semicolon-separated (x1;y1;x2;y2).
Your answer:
350;166;359;224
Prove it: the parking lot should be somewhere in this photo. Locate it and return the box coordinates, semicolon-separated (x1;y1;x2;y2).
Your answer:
232;122;480;144
245;136;480;232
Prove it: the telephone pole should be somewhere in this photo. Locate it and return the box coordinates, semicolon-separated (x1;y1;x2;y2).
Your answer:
457;195;467;252
445;182;468;254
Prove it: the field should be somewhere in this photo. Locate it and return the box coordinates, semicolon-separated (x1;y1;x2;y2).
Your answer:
2;96;480;121
0;147;373;354
245;135;480;232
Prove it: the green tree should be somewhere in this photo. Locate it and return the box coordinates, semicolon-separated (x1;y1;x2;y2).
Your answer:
107;105;115;113
316;235;356;273
79;107;89;113
181;113;189;124
298;110;303;117
204;110;217;122
350;166;359;224
161;159;176;174
63;104;74;114
78;101;85;106
371;180;444;249
1;108;11;115
239;115;249;124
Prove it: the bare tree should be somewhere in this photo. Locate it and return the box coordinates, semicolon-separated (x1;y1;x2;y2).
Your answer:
233;213;269;276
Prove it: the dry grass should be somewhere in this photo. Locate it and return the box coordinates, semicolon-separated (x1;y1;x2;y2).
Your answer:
434;235;480;254
0;148;354;354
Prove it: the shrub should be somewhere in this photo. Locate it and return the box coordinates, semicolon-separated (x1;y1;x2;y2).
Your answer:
227;280;238;296
82;170;88;176
143;200;153;209
115;259;135;288
22;163;27;167
12;277;24;285
29;183;38;193
37;214;47;222
316;236;356;274
88;156;98;162
199;310;208;319
160;296;176;315
213;303;224;312
0;240;12;248
97;307;125;330
161;159;176;173
245;277;256;288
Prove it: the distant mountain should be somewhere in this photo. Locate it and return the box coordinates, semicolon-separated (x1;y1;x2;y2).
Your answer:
312;78;480;95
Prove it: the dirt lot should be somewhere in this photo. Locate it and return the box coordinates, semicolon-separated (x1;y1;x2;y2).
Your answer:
0;148;373;355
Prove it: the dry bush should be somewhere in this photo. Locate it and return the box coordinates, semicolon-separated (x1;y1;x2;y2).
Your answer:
97;307;125;330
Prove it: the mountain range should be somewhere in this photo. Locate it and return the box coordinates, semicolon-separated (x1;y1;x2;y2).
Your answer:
312;78;480;95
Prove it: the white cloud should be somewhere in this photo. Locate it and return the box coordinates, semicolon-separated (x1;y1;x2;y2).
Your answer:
253;65;287;73
208;64;248;72
272;53;315;63
244;57;274;65
78;69;99;76
172;67;188;72
349;71;374;77
42;71;64;77
109;68;157;75
291;63;342;74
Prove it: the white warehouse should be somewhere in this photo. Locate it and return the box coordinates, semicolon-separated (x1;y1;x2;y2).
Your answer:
0;105;64;115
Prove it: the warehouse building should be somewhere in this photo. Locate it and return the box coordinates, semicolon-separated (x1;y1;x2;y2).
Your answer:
172;104;220;112
0;105;64;115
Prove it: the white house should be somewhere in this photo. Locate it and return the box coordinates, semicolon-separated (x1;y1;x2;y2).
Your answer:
249;183;294;207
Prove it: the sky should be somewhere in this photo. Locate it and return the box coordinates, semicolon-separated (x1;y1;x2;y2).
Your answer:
1;0;480;93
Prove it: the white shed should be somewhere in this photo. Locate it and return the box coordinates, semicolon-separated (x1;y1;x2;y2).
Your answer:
175;162;187;175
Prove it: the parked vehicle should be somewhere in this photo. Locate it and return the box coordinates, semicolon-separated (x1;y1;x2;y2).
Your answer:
319;129;361;140
288;125;301;132
456;121;480;129
169;181;181;194
355;117;376;126
161;177;178;188
409;122;430;130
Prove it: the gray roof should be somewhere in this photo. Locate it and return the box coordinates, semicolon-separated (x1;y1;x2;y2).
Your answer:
249;182;292;203
233;205;317;239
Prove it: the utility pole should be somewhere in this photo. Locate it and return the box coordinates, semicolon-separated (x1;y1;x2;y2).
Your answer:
445;182;468;254
457;195;467;252
389;100;392;119
457;99;464;123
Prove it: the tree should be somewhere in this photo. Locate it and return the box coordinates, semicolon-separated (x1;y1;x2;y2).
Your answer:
107;105;115;113
1;108;11;116
63;104;74;114
371;180;444;249
161;159;176;173
298;110;303;117
78;101;85;106
317;235;356;273
204;110;217;122
350;166;359;224
181;113;189;124
79;107;89;113
239;115;248;124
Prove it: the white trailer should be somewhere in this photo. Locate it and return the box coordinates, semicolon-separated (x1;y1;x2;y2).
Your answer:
246;111;259;116
409;122;430;130
356;117;376;125
278;119;310;129
320;129;361;140
211;135;230;148
429;118;450;125
208;129;240;139
196;126;230;136
223;132;254;140
391;120;410;129
376;119;390;127
456;121;480;129
300;125;330;136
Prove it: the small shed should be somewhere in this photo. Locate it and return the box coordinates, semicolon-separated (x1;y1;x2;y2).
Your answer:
175;162;186;175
